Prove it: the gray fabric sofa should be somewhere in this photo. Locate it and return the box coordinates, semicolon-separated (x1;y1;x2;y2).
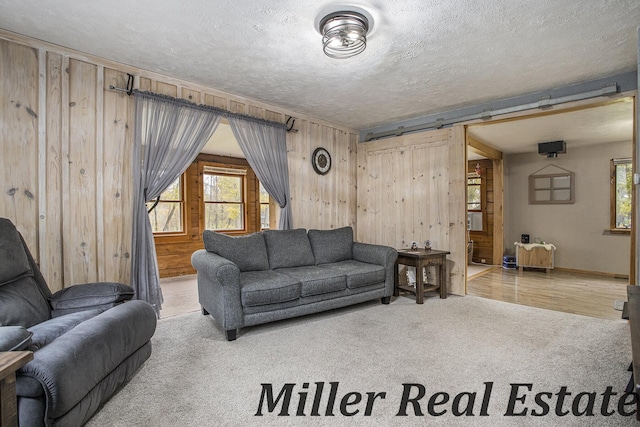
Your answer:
191;226;397;341
0;218;157;426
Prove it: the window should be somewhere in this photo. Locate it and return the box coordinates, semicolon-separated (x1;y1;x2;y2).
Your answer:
259;183;270;229
611;158;632;231
467;175;483;231
147;176;184;233
467;176;481;211
203;167;246;231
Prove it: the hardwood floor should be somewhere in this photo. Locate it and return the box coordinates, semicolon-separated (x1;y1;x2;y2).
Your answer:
467;266;629;320
159;274;199;319
159;267;630;321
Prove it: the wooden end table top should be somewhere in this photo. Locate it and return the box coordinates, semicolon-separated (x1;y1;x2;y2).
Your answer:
397;248;451;259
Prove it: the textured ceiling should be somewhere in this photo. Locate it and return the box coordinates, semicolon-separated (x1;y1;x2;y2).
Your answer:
0;0;638;131
467;98;635;157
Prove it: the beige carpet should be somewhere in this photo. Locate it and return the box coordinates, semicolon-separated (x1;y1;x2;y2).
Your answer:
87;295;636;426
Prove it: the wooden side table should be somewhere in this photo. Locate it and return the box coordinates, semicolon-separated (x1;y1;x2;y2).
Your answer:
1;351;33;427
394;249;450;304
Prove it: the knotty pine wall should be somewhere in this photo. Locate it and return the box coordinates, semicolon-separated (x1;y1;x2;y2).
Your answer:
356;128;467;295
0;32;359;289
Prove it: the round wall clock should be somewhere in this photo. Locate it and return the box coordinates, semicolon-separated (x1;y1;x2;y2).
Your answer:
312;147;332;175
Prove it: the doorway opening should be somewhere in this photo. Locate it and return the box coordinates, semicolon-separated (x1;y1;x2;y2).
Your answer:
464;96;635;318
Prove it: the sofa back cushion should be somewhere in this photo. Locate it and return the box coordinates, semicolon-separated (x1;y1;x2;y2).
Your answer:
203;231;270;272
308;226;354;264
0;218;52;327
263;229;315;269
0;277;52;328
0;219;32;287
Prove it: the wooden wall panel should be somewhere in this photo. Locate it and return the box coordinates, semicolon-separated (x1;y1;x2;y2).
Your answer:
0;40;39;250
204;93;227;109
155;82;177;97
44;52;64;288
139;77;152;92
448;125;467;292
229;100;246;115
1;32;361;288
181;87;200;103
66;59;98;285
102;68;134;283
286;120;358;232
357;128;466;295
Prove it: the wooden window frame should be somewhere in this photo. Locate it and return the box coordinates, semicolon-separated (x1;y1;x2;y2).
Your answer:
467;175;482;212
202;166;248;233
610;158;632;234
467;173;486;232
148;174;188;237
259;182;271;230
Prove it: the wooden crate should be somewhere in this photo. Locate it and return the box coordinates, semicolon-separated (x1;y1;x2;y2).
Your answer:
516;244;555;272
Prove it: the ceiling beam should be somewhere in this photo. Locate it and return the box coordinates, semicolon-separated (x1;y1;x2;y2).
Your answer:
467;135;502;160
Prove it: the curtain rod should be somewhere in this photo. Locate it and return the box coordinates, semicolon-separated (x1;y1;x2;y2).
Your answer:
132;89;289;131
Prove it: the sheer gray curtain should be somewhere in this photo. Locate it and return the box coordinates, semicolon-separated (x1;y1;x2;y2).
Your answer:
132;92;221;315
228;117;292;229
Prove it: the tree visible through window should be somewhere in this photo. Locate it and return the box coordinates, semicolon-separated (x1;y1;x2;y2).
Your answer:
147;176;184;233
204;170;245;231
611;158;632;230
259;183;270;229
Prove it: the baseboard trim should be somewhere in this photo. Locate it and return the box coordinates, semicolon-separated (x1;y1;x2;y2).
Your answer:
554;267;629;280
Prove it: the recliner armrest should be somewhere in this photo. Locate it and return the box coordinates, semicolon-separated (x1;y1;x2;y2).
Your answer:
0;326;33;351
18;300;156;420
49;282;134;317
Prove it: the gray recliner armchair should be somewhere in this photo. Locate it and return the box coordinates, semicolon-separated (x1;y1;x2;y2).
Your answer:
0;218;157;426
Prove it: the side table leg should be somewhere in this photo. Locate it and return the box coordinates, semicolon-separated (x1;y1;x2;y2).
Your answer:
416;262;424;304
440;261;447;299
393;262;399;297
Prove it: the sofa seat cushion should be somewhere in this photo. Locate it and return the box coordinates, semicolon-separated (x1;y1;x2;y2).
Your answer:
263;229;315;269
203;231;270;272
240;271;301;308
277;266;346;297
318;260;386;289
308;226;353;265
28;309;103;351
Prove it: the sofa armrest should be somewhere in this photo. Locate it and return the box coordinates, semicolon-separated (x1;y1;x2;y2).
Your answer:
353;242;398;268
0;326;33;351
353;242;398;296
49;282;134;317
191;250;240;284
191;250;243;331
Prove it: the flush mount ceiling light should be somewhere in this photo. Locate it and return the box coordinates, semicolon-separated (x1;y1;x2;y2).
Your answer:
319;11;369;59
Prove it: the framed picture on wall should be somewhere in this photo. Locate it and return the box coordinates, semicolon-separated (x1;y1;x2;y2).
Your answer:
528;171;574;204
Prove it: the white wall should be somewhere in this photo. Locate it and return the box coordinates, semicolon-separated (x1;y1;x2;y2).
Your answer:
504;140;631;276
